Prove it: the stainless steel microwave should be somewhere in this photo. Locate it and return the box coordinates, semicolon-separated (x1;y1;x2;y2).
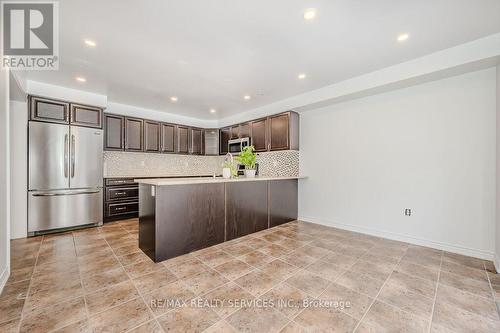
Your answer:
228;137;250;154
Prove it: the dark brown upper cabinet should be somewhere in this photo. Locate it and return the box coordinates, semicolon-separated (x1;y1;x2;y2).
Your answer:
220;127;230;155
239;123;251;138
124;117;144;151
70;104;102;128
250;118;268;152
160;123;176;153
30;96;70;124
269;113;289;151
230;125;240;139
190;128;203;155
104;114;125;151
144;120;161;153
177;126;190;154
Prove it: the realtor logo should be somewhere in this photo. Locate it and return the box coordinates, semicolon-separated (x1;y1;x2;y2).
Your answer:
1;1;59;69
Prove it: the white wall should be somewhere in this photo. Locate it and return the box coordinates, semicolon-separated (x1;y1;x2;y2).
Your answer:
0;66;11;293
9;99;27;239
299;68;497;260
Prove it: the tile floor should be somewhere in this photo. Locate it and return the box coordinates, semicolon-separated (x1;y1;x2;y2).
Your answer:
1;219;500;333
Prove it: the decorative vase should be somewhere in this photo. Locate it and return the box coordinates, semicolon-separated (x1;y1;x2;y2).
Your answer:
244;169;256;178
222;168;231;179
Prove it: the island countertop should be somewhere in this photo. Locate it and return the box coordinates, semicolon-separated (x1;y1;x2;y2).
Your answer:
135;175;306;186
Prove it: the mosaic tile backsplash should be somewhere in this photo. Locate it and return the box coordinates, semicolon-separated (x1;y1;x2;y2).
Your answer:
103;150;299;178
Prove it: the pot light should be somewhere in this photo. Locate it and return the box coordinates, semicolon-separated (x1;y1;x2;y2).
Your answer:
75;76;86;82
84;39;96;47
297;73;306;79
244;95;251;100
397;33;409;42
210;109;217;114
304;8;317;20
170;96;178;102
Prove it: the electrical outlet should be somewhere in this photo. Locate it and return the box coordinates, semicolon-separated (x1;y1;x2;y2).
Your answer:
404;208;412;216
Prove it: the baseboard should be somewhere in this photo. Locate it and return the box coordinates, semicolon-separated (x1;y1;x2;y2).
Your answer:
298;215;494;261
0;265;10;295
494;253;500;273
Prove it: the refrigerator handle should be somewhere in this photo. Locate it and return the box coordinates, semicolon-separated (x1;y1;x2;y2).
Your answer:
71;134;76;178
64;134;69;178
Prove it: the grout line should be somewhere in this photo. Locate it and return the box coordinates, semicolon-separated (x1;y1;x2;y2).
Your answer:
427;251;443;333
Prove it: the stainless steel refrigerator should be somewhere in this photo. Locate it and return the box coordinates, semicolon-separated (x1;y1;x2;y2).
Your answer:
28;121;103;235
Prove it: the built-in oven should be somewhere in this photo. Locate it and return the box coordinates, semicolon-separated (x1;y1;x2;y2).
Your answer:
228;137;250;154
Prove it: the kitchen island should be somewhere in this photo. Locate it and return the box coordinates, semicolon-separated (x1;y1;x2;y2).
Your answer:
136;176;303;262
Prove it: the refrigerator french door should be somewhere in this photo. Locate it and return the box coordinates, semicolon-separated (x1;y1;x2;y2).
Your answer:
28;121;103;235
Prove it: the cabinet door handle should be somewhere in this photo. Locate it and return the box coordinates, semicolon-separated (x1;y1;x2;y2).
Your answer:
115;207;127;211
114;192;127;195
71;134;76;178
64;134;68;178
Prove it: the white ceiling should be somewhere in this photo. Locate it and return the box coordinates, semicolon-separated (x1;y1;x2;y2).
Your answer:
20;0;500;120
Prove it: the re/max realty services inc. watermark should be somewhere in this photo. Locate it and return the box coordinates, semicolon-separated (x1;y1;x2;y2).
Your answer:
1;1;59;70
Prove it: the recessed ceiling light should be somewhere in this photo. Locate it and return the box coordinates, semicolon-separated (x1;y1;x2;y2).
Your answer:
397;33;409;42
84;39;96;47
170;96;178;102
75;76;86;82
244;95;251;100
304;8;317;20
210;109;216;114
297;73;306;79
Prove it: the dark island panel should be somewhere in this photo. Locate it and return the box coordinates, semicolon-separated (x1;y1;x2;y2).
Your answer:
225;181;269;240
269;179;298;228
138;184;156;260
155;183;225;261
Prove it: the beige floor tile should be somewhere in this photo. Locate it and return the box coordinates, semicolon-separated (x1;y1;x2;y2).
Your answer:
321;252;359;269
195;250;234;267
349;259;395;281
435;284;499;322
306;260;344;282
81;267;130;293
19;296;87;333
79;255;121;277
395;261;440;282
85;280;140;315
0;297;25;324
401;252;441;269
243;237;270;249
235;270;280;297
8;266;34;283
261;283;312;319
51;320;90;333
258;259;299;281
33;259;79;277
214;259;254;280
204;320;237;333
357;300;428;333
385;271;436;298
432;298;500;333
165;258;209;279
227;306;290;333
261;232;286;243
133;268;178;294
113;243;140;257
127;320;163;333
0;279;30;302
238;250;274;267
298;244;332;259
89;298;154;333
0;318;20;333
439;271;492;299
222;243;255;257
285;270;330;298
442;252;485;270
377;282;434;319
143;280;195;316
260;244;293;258
279;321;307;333
440;260;488;282
294;307;358;332
336;270;385;298
25;277;83;311
318;282;373;320
201;282;254;318
183;269;229;295
124;259;164;279
157;306;219;332
280;252;318;268
117;251;150;266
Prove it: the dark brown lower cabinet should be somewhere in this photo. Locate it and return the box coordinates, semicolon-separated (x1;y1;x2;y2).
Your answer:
140;183;225;261
225;181;269;240
139;179;298;262
104;178;139;221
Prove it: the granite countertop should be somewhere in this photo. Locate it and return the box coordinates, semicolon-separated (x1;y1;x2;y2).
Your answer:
135;176;306;186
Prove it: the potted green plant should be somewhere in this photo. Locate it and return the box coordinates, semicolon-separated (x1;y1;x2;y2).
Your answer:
235;145;257;177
